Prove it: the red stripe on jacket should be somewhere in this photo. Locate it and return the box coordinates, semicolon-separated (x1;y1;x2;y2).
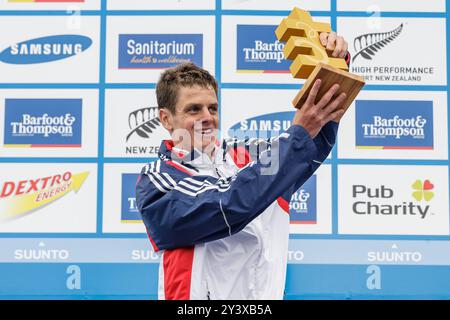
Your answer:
163;247;195;300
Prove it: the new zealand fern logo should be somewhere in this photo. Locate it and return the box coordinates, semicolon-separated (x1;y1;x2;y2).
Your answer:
352;24;403;63
126;107;161;142
412;179;434;202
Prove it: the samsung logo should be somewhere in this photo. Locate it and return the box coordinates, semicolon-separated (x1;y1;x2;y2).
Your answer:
228;111;294;139
0;35;92;64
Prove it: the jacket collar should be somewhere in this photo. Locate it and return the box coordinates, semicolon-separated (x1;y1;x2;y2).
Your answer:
159;139;226;169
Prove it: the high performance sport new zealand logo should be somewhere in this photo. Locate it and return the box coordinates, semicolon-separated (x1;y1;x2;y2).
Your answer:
126;106;161;142
352;24;403;63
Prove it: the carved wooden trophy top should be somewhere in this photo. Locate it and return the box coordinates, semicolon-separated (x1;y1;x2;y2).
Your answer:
275;7;365;120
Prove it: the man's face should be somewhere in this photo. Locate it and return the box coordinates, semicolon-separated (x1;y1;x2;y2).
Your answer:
160;85;219;152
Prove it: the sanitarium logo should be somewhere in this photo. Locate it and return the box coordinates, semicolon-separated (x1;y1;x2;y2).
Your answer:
118;34;203;69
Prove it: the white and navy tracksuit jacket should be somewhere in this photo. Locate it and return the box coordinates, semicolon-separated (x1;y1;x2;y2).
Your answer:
136;123;338;299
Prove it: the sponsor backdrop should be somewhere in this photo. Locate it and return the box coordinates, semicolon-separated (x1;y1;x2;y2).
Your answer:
0;0;448;299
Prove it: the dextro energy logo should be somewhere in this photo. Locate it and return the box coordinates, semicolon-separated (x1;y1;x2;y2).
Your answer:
290;175;317;224
228;111;294;139
355;100;433;150
236;25;290;73
0;35;92;64
121;173;141;223
4;98;82;148
352;180;435;220
118;34;203;69
0;171;89;221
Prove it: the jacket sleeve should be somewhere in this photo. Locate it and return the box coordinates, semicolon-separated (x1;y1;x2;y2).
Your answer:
136;125;322;251
312;120;339;163
280;120;339;202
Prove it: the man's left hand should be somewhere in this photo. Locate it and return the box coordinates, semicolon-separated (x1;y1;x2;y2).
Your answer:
319;32;348;58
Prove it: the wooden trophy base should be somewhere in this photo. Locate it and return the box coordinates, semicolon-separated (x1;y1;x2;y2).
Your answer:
292;62;365;121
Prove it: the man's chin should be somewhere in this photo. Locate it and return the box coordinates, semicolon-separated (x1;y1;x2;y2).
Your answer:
194;136;218;152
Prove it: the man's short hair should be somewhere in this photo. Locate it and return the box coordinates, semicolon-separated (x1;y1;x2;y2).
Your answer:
156;62;218;114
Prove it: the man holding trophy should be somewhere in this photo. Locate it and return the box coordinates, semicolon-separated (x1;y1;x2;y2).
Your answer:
136;8;363;300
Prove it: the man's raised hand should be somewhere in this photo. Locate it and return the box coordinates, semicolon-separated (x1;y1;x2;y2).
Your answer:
292;79;347;138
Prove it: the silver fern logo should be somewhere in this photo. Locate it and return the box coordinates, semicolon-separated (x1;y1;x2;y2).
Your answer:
352;24;403;63
126;107;161;142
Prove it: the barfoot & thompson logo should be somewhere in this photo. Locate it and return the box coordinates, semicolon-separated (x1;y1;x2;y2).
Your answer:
0;171;89;221
118;34;203;69
289;175;317;224
3;98;82;148
352;179;435;219
236;24;290;73
0;35;92;64
121;173;141;223
355;100;433;150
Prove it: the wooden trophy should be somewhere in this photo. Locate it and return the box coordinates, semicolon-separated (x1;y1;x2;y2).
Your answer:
275;7;365;120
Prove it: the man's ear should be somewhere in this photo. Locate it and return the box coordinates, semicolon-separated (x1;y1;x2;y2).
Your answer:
159;108;173;132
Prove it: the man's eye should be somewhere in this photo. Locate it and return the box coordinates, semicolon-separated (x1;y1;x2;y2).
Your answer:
209;106;218;113
188;107;200;113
